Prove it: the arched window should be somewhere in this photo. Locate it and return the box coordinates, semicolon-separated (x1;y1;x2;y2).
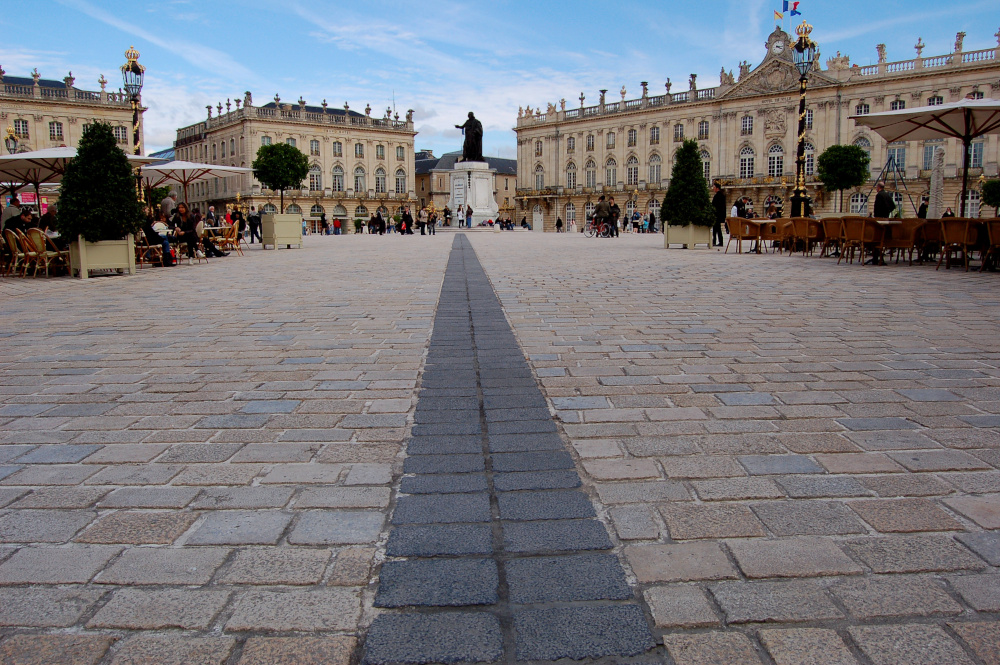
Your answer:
533;164;544;190
375;167;386;194
565;162;577;189
649;154;661;184
585;201;596;221
768;144;784;177
803;142;816;176
850;192;869;214
585;160;597;188
626;156;639;186
331;166;344;192
355;205;368;217
332;204;347;218
534;140;543;156
286;203;302;215
354;166;366;192
565;202;576;223
647;199;659;220
309;165;322;191
627;129;637;147
262;203;278;214
739;146;755;179
699;150;710;182
311;204;325;216
395;168;406;194
605;157;617;187
853;136;872;157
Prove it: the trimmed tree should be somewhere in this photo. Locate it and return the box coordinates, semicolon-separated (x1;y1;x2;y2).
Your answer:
981;179;1000;217
56;122;144;242
817;144;870;213
660;139;713;228
252;142;309;213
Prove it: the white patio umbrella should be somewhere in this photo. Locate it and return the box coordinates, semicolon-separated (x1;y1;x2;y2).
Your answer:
851;98;1000;216
140;161;252;203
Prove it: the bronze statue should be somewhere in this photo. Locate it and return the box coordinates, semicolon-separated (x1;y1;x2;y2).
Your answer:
455;112;484;162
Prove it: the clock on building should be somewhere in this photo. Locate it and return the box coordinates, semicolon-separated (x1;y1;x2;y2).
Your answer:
771;40;785;55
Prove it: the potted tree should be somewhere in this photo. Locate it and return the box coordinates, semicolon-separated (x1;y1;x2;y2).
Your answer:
661;139;713;248
252;142;309;249
57;122;144;278
816;145;870;213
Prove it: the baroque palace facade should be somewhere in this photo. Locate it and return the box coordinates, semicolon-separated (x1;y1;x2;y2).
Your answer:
174;93;416;228
0;67;143;153
514;28;1000;231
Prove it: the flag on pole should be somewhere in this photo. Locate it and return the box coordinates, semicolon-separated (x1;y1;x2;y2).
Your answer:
774;9;783;20
783;1;802;15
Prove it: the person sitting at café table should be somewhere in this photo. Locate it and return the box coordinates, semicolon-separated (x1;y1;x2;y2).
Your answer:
142;212;172;266
942;207;955;218
8;207;33;233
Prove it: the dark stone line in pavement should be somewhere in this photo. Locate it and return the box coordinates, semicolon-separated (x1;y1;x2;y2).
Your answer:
362;235;654;665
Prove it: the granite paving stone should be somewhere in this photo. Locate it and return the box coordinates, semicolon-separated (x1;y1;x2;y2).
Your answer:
664;632;764;665
625;542;737;582
13;444;102;464
375;558;498;607
187;510;292;545
0;509;96;543
944;494;1000;528
11;486;110;508
751;500;868;535
225;587;361;631
218;547;330;585
386;523;494;556
848;624;976;665
711;579;844;623
391;492;491;524
947;574;1000;612
845;535;987;573
75;511;198;543
108;635;236;665
739;454;825;475
661;503;768;539
729;537;863;578
497;489;596;520
238;636;356;665
832;575;963;618
506;553;632;603
848;497;964;532
513;606;655;661
643;585;720;628
288;509;384;544
97;486;199;508
191;487;295;509
94;547;229;585
0;545;121;584
948;622;1000;664
362;613;503;665
0;586;105;627
88;588;230;629
956;531;1000;565
758;628;859;665
0;634;115;665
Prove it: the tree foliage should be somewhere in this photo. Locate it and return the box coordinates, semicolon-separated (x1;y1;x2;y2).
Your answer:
56;122;144;242
660;139;712;228
817;145;871;211
252;143;309;212
981;179;1000;215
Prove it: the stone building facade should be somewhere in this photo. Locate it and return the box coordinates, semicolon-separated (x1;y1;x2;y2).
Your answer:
415;150;517;219
174;93;416;229
0;66;143;154
514;28;1000;231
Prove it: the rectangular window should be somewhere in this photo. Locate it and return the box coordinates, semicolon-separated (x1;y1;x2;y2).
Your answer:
212;143;217;160
606;133;615;149
627;129;637;147
804;110;813;130
923;142;940;170
970;90;984;100
309;171;322;191
605;164;616;187
395;171;406;193
969;141;984;168
928;95;943;106
221;141;226;158
396;146;404;160
261;136;272;146
768;153;783;178
333;141;343;157
586;165;596;189
887;144;906;168
890;100;905;111
310;139;320;156
114;126;129;144
332;171;344;192
649;126;660;144
855;103;870;115
355;143;364;158
566;168;577;189
739;155;754;179
586;135;594;151
286;138;296;147
703;160;710;181
567;137;575;152
13;119;29;138
49;122;63;141
375;171;386;193
698;121;709;140
741;116;753;136
805;152;814;176
376;145;385;159
649;162;661;184
673;124;684;141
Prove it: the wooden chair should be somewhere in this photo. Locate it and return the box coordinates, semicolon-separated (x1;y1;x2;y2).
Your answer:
915;219;942;264
14;229;39;276
759;220;786;253
881;219;924;266
980;219;1000;272
840;217;884;265
725;217;749;254
820;218;844;257
937;218;979;271
26;228;68;276
788;217;823;257
135;230;164;268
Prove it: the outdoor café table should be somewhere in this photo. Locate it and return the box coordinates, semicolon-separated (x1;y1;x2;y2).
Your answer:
868;218;901;265
203;226;225;238
743;219;766;253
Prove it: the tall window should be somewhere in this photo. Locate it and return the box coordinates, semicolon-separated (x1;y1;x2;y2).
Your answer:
698;120;709;140
627;129;637;147
927;95;943;106
333;141;343;156
673;123;684;141
850;192;869;214
887;143;906;168
606;132;615;149
534;140;543;156
565;162;577;188
739;146;755;178
741;116;753;136
649;126;660;144
534;165;544;189
230;138;235;155
853;136;871;157
310;139;320;156
585;160;597;188
311;204;325;218
355;143;364;158
890;99;905;111
585;201;596;221
768;144;784;177
649;155;661;184
804;142;815;176
49;122;63;141
376;145;385;160
309;165;322;191
261;136;272;146
286;137;296;147
586;135;595;151
332;166;344;192
964;190;981;218
221;141;226;158
626;156;639;185
567;136;575;152
855;103;870;115
605;158;617;187
805;110;813;130
699;150;710;181
969;141;984;168
354;166;366;191
375;167;386;193
113;126;129;144
565;203;576;223
923;141;942;170
13;119;28;138
396;146;404;160
395;168;406;193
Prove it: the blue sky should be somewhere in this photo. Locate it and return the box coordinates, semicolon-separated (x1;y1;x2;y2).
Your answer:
3;0;998;157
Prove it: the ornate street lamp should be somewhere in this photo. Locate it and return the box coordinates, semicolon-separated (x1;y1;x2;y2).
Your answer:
4;126;18;154
121;46;145;203
790;21;817;218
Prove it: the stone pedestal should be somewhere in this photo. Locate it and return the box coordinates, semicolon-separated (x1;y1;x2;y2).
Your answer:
449;161;498;227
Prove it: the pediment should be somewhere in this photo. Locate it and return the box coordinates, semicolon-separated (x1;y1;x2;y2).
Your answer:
719;57;837;100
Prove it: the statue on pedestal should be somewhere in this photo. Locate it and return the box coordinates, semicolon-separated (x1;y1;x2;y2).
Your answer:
455;112;484;162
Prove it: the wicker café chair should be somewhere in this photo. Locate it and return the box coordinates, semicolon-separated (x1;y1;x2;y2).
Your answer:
135;230;164;268
981;219;1000;272
937;218;979;271
881;219;925;266
839;217;884;266
13;229;39;276
26;228;68;276
788;217;823;257
820;218;844;257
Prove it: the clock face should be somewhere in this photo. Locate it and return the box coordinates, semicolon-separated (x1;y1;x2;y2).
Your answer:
771;41;785;55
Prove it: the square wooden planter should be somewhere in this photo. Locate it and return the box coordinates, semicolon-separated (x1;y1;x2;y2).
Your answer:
262;214;303;249
69;235;136;279
664;224;712;249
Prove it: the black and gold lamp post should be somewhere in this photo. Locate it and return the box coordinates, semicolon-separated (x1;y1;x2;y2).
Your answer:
4;126;18;154
790;21;817;217
120;46;145;201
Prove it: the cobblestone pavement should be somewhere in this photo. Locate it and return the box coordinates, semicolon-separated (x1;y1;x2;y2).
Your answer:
0;231;998;664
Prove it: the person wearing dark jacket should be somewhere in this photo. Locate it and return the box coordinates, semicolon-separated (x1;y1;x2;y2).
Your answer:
917;197;928;219
608;197;621;238
711;182;727;247
248;206;262;243
873;182;896;218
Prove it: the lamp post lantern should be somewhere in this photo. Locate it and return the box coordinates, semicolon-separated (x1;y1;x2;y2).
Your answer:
790;21;817;218
4;126;18;155
120;46;145;203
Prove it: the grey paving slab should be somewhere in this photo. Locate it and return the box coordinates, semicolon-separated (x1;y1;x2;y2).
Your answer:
491;450;575;472
502;518;613;553
505;553;632;603
288;510;385;544
386;523;495;557
374;558;498;607
498;489;597;520
488;432;565;452
186;510;292;545
363;613;503;665
391;493;491;524
493;469;581;491
513;606;655;660
13;444;102;464
400;473;489;494
405;435;483;455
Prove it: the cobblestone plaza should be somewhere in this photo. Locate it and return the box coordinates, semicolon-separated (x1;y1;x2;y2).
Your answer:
1;233;998;664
